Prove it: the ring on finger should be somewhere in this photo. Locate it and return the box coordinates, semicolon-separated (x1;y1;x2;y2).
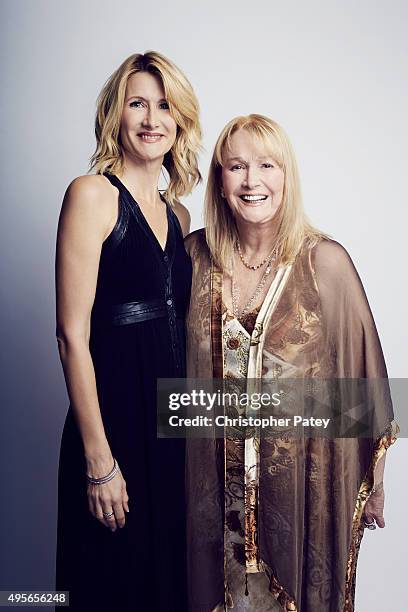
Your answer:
364;519;376;530
103;510;114;519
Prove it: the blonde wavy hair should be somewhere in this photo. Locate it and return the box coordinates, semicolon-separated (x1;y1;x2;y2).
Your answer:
90;51;202;206
204;114;327;269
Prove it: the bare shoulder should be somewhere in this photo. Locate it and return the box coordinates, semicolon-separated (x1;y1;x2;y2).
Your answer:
172;200;191;237
64;174;116;208
60;174;117;239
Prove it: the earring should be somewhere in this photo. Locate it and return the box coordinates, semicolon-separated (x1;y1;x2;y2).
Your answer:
221;189;225;198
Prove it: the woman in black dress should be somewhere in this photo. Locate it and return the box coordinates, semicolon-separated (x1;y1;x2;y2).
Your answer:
55;51;201;611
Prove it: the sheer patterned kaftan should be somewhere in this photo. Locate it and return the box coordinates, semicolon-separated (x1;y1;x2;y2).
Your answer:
184;229;397;612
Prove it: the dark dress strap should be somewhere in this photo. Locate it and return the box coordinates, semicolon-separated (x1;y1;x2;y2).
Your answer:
100;173;130;250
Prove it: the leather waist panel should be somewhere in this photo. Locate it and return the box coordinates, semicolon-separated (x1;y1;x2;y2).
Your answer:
93;298;184;326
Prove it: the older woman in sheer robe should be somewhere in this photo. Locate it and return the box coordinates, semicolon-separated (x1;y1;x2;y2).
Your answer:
184;114;397;612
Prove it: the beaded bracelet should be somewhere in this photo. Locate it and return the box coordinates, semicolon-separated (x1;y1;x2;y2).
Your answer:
86;458;119;485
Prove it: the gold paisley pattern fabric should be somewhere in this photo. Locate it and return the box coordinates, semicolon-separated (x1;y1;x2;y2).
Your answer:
184;230;397;612
222;305;272;608
343;420;398;611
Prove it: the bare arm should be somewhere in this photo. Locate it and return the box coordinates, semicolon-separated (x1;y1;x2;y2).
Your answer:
374;453;386;489
56;175;128;530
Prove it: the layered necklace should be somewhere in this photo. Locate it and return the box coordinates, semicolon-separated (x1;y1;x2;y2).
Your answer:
231;240;277;319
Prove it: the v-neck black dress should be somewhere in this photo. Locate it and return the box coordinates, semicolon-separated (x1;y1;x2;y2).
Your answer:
56;173;191;611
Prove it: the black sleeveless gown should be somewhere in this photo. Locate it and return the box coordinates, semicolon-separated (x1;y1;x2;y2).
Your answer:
56;173;191;611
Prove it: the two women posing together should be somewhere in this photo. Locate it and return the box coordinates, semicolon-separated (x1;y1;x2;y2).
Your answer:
55;51;397;612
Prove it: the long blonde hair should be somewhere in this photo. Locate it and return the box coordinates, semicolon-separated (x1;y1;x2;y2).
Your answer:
90;51;202;206
204;114;326;269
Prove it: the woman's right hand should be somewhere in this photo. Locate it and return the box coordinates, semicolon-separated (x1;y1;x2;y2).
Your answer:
86;458;130;532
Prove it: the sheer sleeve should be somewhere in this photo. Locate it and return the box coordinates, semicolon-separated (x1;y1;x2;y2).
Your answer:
312;238;396;438
313;239;387;378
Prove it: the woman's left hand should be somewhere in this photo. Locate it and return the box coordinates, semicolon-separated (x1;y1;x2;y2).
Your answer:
363;484;385;528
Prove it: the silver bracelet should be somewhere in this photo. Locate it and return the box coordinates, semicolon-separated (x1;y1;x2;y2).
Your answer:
86;458;119;485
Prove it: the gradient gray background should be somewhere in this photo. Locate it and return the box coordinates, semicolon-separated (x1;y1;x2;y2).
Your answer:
1;0;406;609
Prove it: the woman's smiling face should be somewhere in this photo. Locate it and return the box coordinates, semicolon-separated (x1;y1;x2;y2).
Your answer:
120;71;177;163
221;129;285;226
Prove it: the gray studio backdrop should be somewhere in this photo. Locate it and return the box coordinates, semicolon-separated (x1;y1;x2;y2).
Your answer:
1;0;406;609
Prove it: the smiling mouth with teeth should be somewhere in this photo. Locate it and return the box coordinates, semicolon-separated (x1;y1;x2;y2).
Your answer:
239;194;268;202
138;133;164;142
